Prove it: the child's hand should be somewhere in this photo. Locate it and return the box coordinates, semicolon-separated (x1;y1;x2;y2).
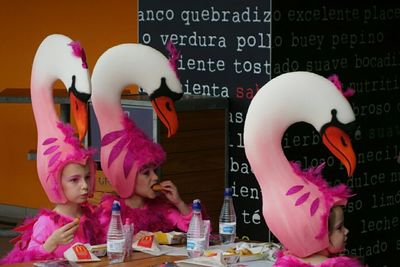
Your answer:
160;181;190;215
159;180;182;206
43;218;79;252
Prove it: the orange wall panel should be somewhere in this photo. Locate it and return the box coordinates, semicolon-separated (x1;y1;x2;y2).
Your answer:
0;0;138;208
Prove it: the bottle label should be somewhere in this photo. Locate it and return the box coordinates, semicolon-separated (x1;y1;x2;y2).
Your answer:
219;222;236;234
187;237;205;254
107;239;125;253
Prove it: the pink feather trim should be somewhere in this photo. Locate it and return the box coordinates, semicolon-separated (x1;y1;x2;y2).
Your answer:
327;74;355;98
96;194;183;244
0;205;102;264
68;41;88;69
44;122;96;203
274;250;365;267
102;114;165;178
166;40;180;78
290;162;352;240
96;194;210;244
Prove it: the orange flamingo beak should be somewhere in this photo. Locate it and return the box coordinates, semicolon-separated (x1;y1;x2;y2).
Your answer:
322;126;356;177
70;92;88;142
151;96;179;138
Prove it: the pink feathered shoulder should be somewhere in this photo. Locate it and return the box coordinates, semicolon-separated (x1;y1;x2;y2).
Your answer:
274;251;365;267
96;194;199;244
0;204;102;264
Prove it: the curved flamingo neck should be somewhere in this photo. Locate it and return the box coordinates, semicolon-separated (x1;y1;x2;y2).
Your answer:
91;45;156;136
31;69;61;138
247;121;294;186
90;71;128;136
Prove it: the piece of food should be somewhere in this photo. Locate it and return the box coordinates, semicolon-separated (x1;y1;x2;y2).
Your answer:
151;183;163;192
225;247;237;255
154;231;185;245
204;251;218;257
239;248;253;256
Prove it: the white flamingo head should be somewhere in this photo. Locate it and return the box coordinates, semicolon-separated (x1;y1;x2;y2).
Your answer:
91;43;183;137
32;34;91;141
244;72;356;257
91;43;182;198
31;34;95;204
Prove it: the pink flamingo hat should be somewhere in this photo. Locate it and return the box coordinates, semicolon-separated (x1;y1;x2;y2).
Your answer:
91;43;182;198
244;72;356;257
31;34;95;204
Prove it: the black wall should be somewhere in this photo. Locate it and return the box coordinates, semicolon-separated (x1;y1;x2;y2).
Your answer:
138;1;400;266
272;1;400;266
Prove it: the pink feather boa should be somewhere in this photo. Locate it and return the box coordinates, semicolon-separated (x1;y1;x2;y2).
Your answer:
0;204;102;265
327;74;355;98
166;41;180;78
96;194;202;244
274;251;365;267
68;41;88;69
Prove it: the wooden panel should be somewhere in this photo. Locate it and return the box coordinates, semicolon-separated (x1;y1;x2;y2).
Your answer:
180;189;224;232
94;170;114;193
161;128;225;153
163;170;225;194
161;107;226;231
162;149;225;175
161;109;226;133
89;191;105;205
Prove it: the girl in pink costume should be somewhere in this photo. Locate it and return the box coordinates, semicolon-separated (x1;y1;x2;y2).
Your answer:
274;205;361;266
244;73;364;266
0;34;101;264
95;116;194;243
90;43;201;242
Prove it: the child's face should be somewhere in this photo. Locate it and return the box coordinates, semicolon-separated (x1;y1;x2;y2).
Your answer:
61;163;90;204
328;206;349;254
135;165;159;199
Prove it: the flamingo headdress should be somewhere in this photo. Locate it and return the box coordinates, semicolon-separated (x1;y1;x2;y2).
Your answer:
244;72;356;257
31;34;95;204
91;43;183;198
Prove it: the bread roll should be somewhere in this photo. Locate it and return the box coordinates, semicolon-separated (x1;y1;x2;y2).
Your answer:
151;183;163;192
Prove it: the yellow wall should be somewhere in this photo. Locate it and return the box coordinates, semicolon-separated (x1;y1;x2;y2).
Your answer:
0;0;138;208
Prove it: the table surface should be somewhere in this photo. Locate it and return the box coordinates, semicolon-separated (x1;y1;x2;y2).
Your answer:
3;251;187;267
82;253;187;267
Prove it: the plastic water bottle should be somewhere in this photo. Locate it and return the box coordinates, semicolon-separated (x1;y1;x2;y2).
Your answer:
186;199;205;258
107;200;126;264
219;187;237;244
123;218;134;258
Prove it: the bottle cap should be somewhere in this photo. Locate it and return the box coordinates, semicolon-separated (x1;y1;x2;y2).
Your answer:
224;187;233;197
192;199;201;211
112;200;121;211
